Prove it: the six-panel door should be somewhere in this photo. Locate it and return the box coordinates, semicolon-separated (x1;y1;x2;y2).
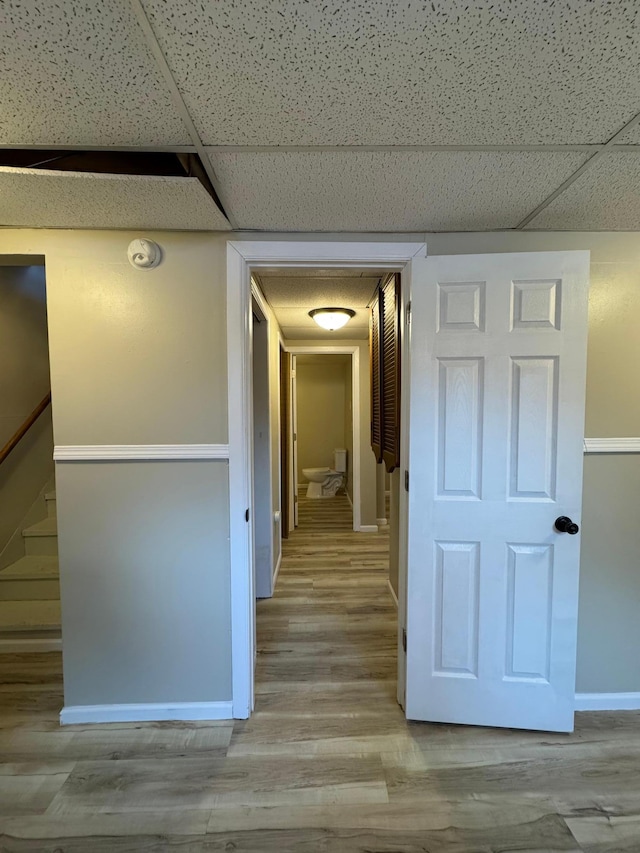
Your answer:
405;252;589;732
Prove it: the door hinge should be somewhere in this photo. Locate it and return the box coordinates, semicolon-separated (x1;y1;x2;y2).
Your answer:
406;301;412;324
293;432;297;442
402;628;407;653
404;470;409;492
245;508;250;522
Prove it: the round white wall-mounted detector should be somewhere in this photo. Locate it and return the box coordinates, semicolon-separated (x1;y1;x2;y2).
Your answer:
127;239;162;270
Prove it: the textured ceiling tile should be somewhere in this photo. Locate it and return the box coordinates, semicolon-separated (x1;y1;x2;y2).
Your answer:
0;1;189;145
209;150;588;231
143;0;640;145
525;154;640;230
614;123;640;145
0;168;231;230
257;277;379;307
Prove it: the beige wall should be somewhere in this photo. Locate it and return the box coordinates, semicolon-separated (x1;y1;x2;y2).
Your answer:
0;229;231;709
296;357;349;482
0;264;54;560
344;360;354;500
1;227;638;707
426;231;640;695
251;283;282;574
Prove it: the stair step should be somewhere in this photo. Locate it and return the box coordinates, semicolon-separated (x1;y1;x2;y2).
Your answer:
0;557;59;601
0;600;61;632
22;517;58;557
45;490;57;518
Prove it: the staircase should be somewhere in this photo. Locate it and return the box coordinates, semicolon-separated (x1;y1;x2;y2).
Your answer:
0;488;61;646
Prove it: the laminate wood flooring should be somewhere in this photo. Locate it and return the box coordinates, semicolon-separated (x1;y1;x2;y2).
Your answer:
0;492;639;851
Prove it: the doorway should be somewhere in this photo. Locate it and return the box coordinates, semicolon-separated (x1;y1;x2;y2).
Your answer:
226;240;422;718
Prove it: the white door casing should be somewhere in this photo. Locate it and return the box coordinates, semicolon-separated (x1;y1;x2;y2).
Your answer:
291;355;299;528
227;240;426;718
405;251;589;732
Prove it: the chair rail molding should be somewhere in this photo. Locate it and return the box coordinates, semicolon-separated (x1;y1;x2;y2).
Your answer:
583;438;640;454
53;444;229;461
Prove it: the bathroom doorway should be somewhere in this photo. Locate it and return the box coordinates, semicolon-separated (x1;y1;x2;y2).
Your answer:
293;352;353;527
285;346;362;533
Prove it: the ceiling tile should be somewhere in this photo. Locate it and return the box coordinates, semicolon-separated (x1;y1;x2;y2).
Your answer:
209;150;588;231
256;277;379;307
525;153;640;230
143;0;640;145
613;123;640;145
0;168;231;230
0;1;190;146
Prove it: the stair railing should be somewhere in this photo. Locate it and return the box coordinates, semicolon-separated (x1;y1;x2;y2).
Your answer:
0;391;52;467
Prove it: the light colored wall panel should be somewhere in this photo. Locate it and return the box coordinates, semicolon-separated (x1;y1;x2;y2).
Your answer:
296;359;347;481
0;265;53;556
43;231;228;446
344;361;354;501
57;460;231;705
576;456;640;693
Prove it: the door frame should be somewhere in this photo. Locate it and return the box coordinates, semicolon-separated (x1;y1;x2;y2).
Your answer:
286;345;361;532
227;240;426;718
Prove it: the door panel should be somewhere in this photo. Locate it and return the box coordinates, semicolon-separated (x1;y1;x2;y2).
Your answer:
406;251;589;733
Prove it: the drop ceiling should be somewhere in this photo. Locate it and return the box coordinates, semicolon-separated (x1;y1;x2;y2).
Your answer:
2;1;640;232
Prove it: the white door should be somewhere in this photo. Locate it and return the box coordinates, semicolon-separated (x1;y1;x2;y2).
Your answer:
405;251;589;732
291;354;299;528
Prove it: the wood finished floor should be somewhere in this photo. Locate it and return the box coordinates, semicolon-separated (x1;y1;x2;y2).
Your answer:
0;493;639;850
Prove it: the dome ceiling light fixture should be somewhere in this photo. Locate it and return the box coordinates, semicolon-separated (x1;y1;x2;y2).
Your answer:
309;307;356;331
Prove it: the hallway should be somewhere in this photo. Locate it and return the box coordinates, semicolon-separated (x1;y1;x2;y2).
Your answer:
253;491;397;707
0;495;639;849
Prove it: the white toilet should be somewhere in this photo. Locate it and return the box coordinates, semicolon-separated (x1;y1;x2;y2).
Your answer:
303;449;347;499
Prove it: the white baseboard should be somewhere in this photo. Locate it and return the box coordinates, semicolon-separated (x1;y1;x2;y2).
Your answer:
387;579;398;608
0;637;62;653
60;701;233;725
272;549;282;589
377;517;388;526
575;692;640;711
359;524;379;533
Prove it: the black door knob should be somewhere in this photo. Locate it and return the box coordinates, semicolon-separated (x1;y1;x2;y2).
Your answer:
555;516;579;535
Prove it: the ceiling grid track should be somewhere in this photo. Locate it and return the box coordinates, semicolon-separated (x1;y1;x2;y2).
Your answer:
516;109;640;230
129;0;237;228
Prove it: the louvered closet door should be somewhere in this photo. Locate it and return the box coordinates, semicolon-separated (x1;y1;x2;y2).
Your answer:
380;273;401;473
405;251;589;732
370;293;383;463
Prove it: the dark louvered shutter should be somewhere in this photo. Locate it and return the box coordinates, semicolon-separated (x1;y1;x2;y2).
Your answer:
380;273;401;473
370;293;383;463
